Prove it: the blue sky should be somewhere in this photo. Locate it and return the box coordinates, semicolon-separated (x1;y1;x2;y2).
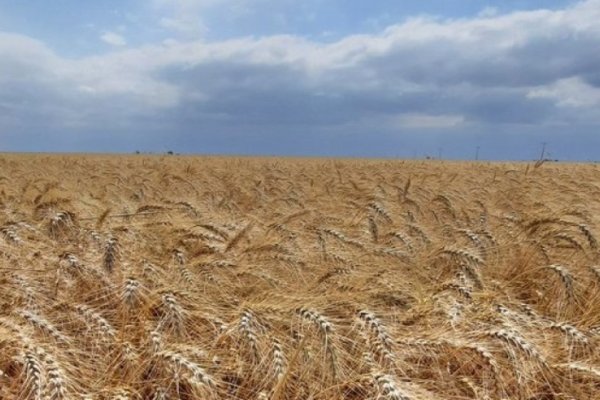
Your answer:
1;0;599;159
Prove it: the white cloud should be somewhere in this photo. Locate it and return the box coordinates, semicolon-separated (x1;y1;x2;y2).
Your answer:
159;17;206;35
152;0;263;35
478;7;499;18
100;32;127;47
153;0;214;35
528;77;600;108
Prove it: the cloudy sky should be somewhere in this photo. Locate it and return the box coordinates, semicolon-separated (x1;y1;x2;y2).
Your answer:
1;0;600;160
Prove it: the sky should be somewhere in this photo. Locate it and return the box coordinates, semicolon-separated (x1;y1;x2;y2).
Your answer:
1;0;600;160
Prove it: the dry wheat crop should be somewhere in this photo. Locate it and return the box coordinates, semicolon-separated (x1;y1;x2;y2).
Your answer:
1;154;600;399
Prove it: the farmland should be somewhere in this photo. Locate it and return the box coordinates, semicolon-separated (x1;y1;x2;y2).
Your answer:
1;154;600;399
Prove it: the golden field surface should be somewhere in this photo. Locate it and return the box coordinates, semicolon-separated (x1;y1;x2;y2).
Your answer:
1;154;600;400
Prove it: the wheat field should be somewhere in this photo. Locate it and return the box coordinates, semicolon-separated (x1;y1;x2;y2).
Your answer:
1;154;600;399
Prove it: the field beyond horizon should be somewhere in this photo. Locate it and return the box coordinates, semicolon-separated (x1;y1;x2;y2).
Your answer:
2;154;600;399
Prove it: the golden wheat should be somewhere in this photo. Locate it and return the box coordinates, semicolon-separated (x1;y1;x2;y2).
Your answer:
1;154;600;399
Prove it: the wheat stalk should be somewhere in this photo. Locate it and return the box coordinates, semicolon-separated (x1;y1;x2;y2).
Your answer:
43;352;68;400
74;304;116;339
238;309;259;359
156;350;215;389
548;322;588;344
272;339;287;382
578;224;598;249
373;374;412;400
357;310;395;365
368;201;393;224
487;329;546;363
121;278;142;308
104;236;119;273
21;347;44;400
1;225;22;244
545;264;575;298
19;310;69;343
